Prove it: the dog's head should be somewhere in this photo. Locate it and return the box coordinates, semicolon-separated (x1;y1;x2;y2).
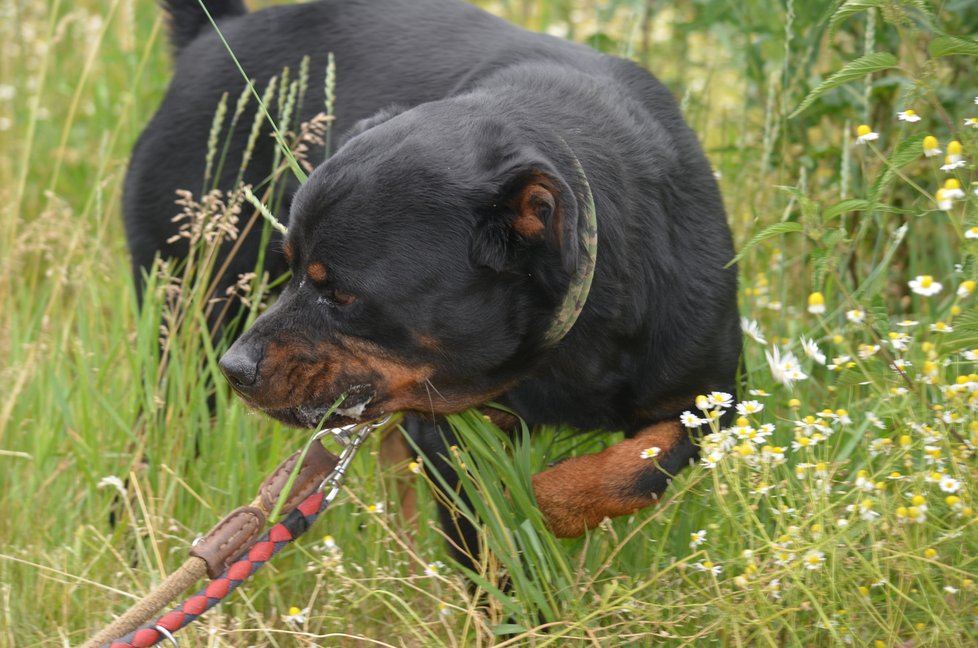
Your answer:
219;102;589;427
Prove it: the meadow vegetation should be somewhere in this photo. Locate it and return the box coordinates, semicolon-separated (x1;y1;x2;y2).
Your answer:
1;0;977;645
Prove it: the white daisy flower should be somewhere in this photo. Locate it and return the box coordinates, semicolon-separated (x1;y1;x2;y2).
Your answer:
689;529;707;549
283;606;309;625
766;347;808;388
856;124;878;143
845;308;865;324
800;336;826;365
640;446;661;460
897;109;921;122
908;275;942;296
735;400;764;416
680;411;705;428
802;549;825;570
741;317;767;345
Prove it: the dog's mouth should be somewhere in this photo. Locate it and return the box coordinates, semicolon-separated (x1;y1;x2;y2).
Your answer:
259;384;378;429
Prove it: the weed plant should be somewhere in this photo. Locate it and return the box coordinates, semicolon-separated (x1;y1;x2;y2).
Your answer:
1;1;977;646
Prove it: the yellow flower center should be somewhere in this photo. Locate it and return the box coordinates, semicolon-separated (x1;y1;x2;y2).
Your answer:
912;495;926;506
920;275;933;287
945;178;961;190
288;606;302;616
856;124;872;137
903;109;916;117
923;135;938;150
948;140;962;155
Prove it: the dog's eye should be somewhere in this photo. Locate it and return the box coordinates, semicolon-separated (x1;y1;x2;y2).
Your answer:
316;289;357;307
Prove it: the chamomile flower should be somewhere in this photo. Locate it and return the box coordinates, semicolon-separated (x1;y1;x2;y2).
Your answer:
800;336;826;365
856;124;878;143
689;529;708;549
766;347;809;388
965;117;978;129
761;444;786;465
869;437;893;456
701;450;725;469
858;343;880;359
897;109;921;122
922;135;942;157
936;189;954;211
947;140;963;163
866;412;886;429
807;291;826;314
366;501;385;514
957;280;975;297
966;226;978;239
707;391;734;410
408;458;423;474
845;308;866;324
425;560;446;576
963;349;978;361
929;321;953;333
939;474;961;493
749;388;771;397
741;317;768;344
640;446;661;460
736;400;764;416
802;549;826;570
283;606;309;625
694;560;722;575
941;156;966;172
680;411;705;428
887;331;911;351
828;355;854;371
909;275;943;296
943;178;965;199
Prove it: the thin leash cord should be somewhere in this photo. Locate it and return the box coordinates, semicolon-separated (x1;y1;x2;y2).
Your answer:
83;420;382;648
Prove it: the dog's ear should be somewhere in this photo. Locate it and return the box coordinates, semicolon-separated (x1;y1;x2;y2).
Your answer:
342;104;408;143
471;165;579;273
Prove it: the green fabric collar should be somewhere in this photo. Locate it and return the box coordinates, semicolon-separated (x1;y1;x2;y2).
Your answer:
543;150;598;345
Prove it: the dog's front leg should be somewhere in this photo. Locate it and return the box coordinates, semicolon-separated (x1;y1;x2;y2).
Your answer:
532;420;695;537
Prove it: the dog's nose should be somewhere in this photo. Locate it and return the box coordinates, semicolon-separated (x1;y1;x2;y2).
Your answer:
219;344;259;391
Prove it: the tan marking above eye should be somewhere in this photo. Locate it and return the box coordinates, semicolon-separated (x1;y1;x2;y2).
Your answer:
282;241;295;265
307;262;328;283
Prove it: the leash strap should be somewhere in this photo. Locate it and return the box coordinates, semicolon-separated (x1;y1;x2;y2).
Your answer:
106;489;327;648
89;421;381;648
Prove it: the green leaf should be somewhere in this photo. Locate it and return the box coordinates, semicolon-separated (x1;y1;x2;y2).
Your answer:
790;52;899;118
829;0;883;35
929;35;978;58
726;222;804;268
869;134;926;202
822;199;912;220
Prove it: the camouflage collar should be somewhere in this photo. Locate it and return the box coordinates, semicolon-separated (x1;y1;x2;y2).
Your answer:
543;148;598;345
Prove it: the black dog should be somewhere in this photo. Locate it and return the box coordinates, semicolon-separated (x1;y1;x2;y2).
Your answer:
126;0;740;564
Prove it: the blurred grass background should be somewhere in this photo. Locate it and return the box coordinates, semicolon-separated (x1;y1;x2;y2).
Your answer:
2;0;978;645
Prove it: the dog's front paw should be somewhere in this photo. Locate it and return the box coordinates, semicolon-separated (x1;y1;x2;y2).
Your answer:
531;421;688;537
532;456;640;538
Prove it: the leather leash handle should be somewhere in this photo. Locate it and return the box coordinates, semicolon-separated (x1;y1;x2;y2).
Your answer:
190;441;339;578
83;441;339;647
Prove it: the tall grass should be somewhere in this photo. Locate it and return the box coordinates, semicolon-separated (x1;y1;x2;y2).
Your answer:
1;0;977;646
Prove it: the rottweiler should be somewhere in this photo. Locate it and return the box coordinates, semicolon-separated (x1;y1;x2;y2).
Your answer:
125;0;740;567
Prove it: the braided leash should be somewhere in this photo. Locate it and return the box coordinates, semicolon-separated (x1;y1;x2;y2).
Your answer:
85;418;389;648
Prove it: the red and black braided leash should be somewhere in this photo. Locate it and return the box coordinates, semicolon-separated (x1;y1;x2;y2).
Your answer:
88;419;387;648
106;489;325;648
